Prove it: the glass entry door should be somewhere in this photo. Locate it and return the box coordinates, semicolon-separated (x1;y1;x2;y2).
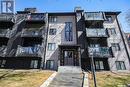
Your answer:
63;51;74;66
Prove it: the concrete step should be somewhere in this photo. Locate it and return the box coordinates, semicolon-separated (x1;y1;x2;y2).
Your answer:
58;66;82;73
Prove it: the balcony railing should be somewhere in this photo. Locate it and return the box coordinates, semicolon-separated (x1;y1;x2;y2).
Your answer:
88;47;112;57
86;28;108;37
15;45;43;57
25;14;45;21
0;29;11;38
85;12;104;21
21;28;44;37
0;46;7;57
0;14;14;22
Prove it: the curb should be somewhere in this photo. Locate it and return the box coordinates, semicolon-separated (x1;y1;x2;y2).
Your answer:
83;72;89;87
40;72;57;87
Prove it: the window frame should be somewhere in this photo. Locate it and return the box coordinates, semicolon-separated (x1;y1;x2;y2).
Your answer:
49;16;57;23
48;43;56;51
95;61;104;70
0;60;6;68
116;61;126;70
108;28;116;35
111;43;120;51
46;60;54;69
106;16;113;22
30;60;38;69
49;28;57;35
109;28;116;35
64;22;73;41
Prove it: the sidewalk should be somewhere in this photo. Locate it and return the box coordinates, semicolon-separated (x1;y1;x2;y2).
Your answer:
40;66;89;87
47;73;83;87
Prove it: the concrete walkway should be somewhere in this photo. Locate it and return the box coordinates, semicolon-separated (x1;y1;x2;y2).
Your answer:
40;66;89;87
47;66;84;87
47;73;83;87
40;72;57;87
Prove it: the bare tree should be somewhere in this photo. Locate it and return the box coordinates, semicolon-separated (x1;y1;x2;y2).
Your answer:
125;9;130;27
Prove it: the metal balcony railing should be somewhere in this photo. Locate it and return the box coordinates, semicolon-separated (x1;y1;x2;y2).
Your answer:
15;45;43;57
21;28;44;37
0;14;14;22
86;28;108;37
88;47;112;57
16;14;27;23
0;29;11;38
0;46;7;57
85;12;104;20
25;14;45;21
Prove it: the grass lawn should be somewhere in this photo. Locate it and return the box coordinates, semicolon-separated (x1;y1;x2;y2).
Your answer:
89;71;130;87
0;69;54;87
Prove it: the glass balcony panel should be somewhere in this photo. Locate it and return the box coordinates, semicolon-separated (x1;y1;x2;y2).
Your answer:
85;12;104;20
97;29;106;36
86;28;108;37
21;28;43;37
26;14;45;21
88;47;112;57
0;14;14;21
87;29;97;36
16;45;43;57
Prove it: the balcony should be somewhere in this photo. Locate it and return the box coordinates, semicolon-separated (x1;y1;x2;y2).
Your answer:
86;28;108;37
0;29;11;38
88;47;112;58
15;45;43;57
85;12;105;21
25;14;45;22
21;28;44;37
0;46;7;57
0;14;14;22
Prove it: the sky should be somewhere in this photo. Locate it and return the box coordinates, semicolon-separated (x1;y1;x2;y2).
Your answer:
7;0;130;32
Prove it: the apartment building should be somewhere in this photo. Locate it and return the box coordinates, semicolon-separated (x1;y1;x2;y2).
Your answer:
0;7;130;71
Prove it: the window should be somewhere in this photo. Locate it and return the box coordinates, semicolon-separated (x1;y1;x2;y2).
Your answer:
49;16;57;22
46;60;54;69
64;51;73;59
0;60;6;68
95;61;104;70
111;43;120;51
48;43;56;51
116;61;126;70
49;28;56;35
30;60;38;69
108;28;116;35
65;22;73;41
106;16;113;22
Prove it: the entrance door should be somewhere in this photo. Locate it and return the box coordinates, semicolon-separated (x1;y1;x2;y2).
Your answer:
64;51;74;66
